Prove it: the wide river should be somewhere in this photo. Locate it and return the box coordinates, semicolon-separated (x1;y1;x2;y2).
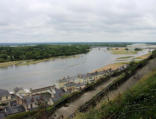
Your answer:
0;47;149;90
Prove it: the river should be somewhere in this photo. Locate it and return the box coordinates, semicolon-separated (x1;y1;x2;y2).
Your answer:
0;47;149;90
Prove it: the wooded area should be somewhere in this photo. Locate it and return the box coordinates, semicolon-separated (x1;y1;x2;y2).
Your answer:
0;45;90;62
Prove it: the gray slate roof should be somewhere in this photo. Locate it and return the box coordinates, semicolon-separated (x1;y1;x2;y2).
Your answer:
0;89;9;97
52;88;66;102
24;95;41;105
5;105;25;115
0;113;5;119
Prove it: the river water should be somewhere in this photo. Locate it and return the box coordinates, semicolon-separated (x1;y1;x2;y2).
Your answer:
0;47;149;90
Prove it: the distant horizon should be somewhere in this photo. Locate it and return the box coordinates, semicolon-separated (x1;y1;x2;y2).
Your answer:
0;41;156;44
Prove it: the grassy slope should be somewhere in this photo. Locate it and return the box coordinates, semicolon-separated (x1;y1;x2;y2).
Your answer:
74;70;156;119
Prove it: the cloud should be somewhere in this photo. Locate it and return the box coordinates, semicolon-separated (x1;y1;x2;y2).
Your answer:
0;0;156;42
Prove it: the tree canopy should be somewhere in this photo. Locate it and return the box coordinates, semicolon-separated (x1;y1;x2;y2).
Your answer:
0;45;90;62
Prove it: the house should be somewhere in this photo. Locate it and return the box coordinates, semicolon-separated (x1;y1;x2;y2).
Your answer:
17;95;40;111
16;93;53;111
52;88;66;103
31;85;56;97
75;83;86;90
15;88;30;97
63;81;86;93
63;82;77;93
4;105;25;115
0;89;11;104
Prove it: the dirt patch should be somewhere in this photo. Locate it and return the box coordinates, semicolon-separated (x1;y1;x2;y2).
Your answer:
92;63;127;73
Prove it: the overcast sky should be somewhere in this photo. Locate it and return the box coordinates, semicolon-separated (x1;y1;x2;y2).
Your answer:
0;0;156;43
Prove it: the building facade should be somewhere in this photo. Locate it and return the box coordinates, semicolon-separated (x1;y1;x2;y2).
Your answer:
0;89;11;104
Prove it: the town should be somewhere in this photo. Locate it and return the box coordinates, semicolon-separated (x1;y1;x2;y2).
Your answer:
0;64;128;119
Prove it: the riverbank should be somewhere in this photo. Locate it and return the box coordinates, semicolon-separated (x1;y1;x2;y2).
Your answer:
0;59;50;68
135;53;151;60
108;47;137;54
117;56;133;59
0;55;81;68
91;62;127;73
0;54;127;69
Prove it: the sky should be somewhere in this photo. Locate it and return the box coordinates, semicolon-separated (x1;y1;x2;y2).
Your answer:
0;0;156;43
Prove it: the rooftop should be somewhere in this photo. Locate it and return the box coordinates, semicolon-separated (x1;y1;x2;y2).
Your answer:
5;105;25;115
0;89;9;97
0;113;5;119
31;85;56;93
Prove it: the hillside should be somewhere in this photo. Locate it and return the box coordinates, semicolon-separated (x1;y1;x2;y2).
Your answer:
74;64;156;119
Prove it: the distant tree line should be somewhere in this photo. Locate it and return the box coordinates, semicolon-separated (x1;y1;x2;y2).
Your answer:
0;45;90;62
86;43;132;47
